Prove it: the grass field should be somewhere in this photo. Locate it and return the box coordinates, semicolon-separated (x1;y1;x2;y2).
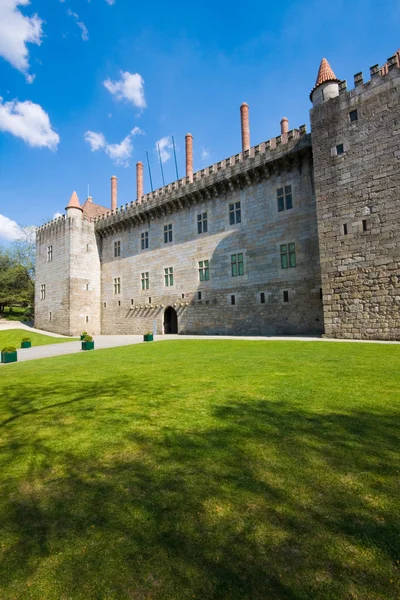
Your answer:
0;329;76;349
0;340;399;600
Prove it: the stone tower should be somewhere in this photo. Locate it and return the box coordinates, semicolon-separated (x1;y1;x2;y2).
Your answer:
35;191;101;336
310;55;400;339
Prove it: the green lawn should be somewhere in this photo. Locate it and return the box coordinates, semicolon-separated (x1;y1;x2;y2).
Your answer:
0;340;399;600
0;329;77;349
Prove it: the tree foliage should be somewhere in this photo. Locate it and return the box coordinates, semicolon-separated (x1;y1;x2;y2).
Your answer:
0;228;36;314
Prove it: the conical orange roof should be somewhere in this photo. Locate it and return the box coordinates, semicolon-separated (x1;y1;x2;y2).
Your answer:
310;58;340;100
65;191;83;211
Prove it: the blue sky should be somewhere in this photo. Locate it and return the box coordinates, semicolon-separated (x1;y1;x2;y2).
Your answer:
0;0;399;239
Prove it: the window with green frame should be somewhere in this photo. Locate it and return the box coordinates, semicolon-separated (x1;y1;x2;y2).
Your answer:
198;260;209;282
141;272;149;290
280;243;296;269
164;267;173;286
231;253;244;277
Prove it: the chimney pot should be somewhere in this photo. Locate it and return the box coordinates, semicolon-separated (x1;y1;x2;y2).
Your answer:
240;102;250;152
111;176;117;211
185;133;193;182
280;117;289;135
136;162;144;200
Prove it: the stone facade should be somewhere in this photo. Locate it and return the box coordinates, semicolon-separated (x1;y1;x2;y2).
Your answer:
35;51;400;340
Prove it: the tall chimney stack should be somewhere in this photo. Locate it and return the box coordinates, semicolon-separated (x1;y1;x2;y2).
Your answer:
240;102;250;152
136;161;143;200
280;117;289;135
185;133;193;182
111;175;117;211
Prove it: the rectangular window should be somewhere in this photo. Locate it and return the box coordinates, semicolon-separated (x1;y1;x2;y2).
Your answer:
47;245;53;262
280;243;296;269
164;224;173;243
336;143;344;155
85;283;89;291
283;290;289;303
104;302;107;308
362;219;368;232
148;297;151;304
343;223;348;235
49;312;52;321
130;299;134;306
86;244;90;252
114;240;121;257
40;284;46;300
197;212;208;234
260;292;265;304
141;231;149;250
113;277;121;294
349;110;358;122
141;272;149;290
231;253;244;277
277;185;293;212
197;291;202;301
198;260;210;282
164;267;173;287
231;294;236;306
85;315;89;323
229;202;241;225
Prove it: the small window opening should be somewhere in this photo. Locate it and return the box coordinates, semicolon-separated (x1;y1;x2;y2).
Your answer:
362;219;368;232
336;143;344;155
283;290;289;303
118;300;121;306
148;297;151;304
181;293;185;299
104;302;107;308
86;283;89;291
85;316;89;323
320;288;323;300
231;294;236;306
131;299;134;306
86;243;90;252
49;312;52;321
349;110;358;122
260;292;265;304
197;291;202;301
343;223;348;235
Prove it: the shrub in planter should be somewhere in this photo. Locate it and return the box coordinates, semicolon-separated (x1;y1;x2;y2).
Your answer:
81;335;94;351
21;337;31;349
80;331;88;341
143;332;153;342
1;346;17;363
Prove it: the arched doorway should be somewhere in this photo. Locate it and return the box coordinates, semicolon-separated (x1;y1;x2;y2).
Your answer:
164;306;178;334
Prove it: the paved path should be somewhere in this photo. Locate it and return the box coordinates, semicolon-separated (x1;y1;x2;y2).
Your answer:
0;323;398;366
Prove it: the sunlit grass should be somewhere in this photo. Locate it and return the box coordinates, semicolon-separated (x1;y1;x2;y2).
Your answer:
0;340;399;599
0;329;77;349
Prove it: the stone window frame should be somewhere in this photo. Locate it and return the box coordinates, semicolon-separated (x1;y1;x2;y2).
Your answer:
114;240;121;258
164;266;174;287
331;142;347;157
349;109;358;123
47;245;53;262
231;252;244;277
280;242;296;269
164;223;173;244
198;259;210;282
141;271;149;290
141;231;149;250
40;283;46;300
113;277;121;295
228;201;241;226
197;212;208;235
276;185;293;213
283;290;289;303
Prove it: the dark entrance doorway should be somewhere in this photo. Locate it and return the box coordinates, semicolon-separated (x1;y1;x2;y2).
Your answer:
164;306;178;334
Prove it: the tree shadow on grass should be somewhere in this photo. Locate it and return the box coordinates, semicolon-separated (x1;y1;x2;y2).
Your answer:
0;384;399;599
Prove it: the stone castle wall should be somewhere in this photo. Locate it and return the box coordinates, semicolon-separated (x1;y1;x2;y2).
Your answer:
311;64;400;339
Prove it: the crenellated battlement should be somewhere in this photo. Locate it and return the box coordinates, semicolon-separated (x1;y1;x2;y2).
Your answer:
94;125;309;234
36;215;66;237
336;51;400;100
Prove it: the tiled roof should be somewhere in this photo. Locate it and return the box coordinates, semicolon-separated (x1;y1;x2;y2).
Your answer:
66;191;82;210
81;198;109;218
310;58;340;100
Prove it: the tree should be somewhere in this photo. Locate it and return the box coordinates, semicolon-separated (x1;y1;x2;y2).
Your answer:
0;227;36;315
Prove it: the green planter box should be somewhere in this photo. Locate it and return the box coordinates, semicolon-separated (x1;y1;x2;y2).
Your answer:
143;334;153;342
21;341;31;349
1;351;17;363
81;341;95;351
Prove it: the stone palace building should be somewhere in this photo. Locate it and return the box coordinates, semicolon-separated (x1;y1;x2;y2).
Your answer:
35;51;400;340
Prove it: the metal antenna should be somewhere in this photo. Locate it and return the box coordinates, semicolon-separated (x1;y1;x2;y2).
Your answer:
157;142;165;186
172;135;179;180
146;150;154;193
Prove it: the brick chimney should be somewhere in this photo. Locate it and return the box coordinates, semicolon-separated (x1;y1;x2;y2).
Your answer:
111;176;117;211
280;117;289;135
185;133;193;182
240;102;250;152
136;162;143;200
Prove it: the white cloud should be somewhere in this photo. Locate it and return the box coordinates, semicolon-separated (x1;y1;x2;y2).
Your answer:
156;136;173;164
67;9;89;41
84;126;142;167
52;212;63;219
104;71;146;109
201;147;210;161
0;0;43;82
0;97;60;149
104;0;115;4
0;214;22;241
